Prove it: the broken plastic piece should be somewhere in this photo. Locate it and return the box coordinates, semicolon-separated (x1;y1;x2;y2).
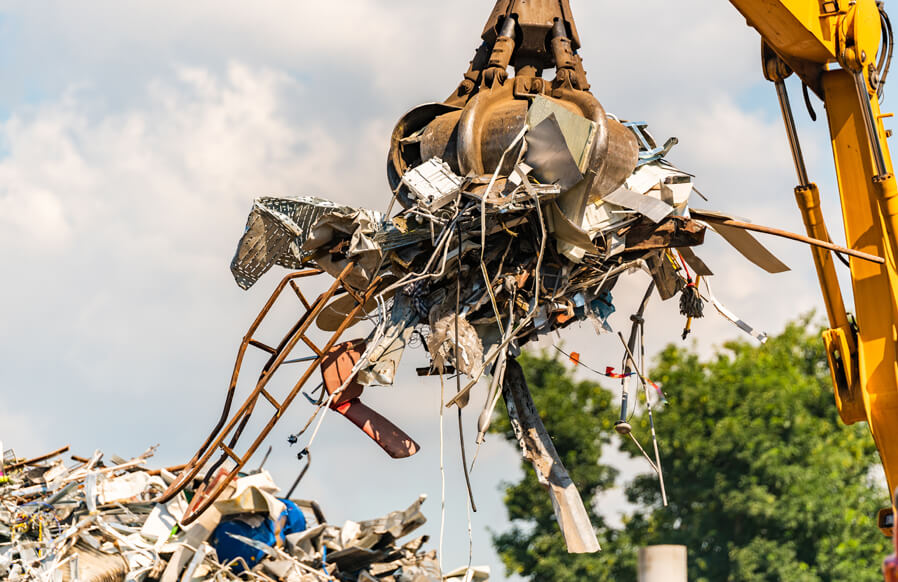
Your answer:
322;341;420;459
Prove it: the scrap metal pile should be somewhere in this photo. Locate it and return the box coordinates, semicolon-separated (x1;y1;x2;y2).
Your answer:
0;445;460;582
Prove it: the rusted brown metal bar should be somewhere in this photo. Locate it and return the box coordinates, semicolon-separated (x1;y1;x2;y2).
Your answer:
176;277;385;525
696;214;885;264
154;269;327;504
155;263;388;525
4;446;70;472
147;464;187;477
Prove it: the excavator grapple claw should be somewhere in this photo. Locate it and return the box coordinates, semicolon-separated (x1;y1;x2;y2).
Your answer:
388;0;638;217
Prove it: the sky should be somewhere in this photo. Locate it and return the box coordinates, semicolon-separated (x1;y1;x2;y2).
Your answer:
0;1;890;579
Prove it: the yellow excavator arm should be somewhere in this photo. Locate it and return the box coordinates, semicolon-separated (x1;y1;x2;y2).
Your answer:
730;0;898;572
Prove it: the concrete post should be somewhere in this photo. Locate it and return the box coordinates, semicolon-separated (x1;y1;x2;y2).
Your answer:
638;545;687;582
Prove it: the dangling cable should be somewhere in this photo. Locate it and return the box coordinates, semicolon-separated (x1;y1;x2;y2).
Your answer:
617;332;668;507
879;2;894;100
438;372;447;576
456;224;478;513
802;82;818;122
454;221;477;582
639;314;668;507
616;282;655;435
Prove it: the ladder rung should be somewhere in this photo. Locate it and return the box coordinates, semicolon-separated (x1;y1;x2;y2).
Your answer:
302;336;323;356
344;287;363;305
219;444;242;464
259;388;281;409
248;340;277;354
290;280;312;311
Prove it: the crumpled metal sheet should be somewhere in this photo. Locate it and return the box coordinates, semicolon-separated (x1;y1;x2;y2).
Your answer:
355;495;428;543
427;312;484;380
602;186;674;224
357;293;419;387
524;114;585;192
302;208;385;290
501;358;600;554
231;197;356;290
231;198;433;292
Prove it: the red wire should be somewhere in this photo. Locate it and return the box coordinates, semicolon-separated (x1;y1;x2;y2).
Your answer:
675;250;693;284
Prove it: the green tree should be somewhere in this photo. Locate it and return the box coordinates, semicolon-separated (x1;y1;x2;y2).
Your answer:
491;318;890;581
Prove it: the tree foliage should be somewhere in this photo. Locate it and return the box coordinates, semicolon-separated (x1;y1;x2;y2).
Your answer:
490;318;889;581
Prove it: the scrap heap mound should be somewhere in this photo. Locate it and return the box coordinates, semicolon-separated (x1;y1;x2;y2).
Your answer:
0;445;455;582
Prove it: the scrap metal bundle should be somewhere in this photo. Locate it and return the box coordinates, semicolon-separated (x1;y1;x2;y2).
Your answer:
0;445;457;582
226;95;716;555
243;101;698;352
231;95;706;406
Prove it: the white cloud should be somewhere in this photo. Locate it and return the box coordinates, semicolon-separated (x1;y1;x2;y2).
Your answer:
0;400;47;457
0;63;373;409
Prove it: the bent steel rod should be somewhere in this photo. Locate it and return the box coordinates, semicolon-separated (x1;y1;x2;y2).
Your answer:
155;265;350;505
178;273;385;525
704;216;885;264
190;270;321;462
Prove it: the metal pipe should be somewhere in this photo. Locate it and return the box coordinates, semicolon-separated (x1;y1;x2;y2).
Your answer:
853;70;890;177
499;14;516;39
698;215;885;264
794;184;854;332
775;80;810;187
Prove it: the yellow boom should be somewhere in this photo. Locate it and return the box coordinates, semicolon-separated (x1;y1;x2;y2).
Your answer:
732;0;898;537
